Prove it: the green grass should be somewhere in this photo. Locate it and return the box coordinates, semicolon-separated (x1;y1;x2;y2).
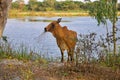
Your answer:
0;41;47;63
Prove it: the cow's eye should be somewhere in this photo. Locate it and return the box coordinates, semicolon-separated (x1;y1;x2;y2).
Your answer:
51;23;54;28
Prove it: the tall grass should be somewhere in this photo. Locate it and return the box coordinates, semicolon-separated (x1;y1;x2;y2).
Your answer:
75;32;120;68
0;40;46;63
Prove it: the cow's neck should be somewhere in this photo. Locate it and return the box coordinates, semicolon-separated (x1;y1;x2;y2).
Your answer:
52;25;65;40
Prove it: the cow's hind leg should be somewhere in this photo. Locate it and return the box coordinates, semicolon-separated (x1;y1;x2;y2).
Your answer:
67;51;74;62
70;49;74;62
60;50;64;62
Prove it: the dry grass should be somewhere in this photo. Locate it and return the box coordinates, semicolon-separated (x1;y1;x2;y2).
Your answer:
8;10;120;18
0;59;120;80
77;63;120;80
8;10;89;18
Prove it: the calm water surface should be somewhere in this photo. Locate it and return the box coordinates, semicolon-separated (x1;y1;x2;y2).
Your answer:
4;17;120;58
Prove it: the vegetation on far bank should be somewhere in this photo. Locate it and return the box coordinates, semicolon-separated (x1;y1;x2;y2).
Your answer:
8;10;120;18
9;0;120;17
11;0;120;12
11;0;92;12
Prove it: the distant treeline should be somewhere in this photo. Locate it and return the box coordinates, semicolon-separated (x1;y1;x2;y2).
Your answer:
11;0;120;12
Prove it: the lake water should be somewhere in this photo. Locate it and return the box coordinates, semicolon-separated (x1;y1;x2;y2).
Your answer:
4;16;120;58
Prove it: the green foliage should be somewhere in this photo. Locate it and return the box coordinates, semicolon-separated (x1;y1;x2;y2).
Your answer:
99;53;120;68
11;1;91;11
11;1;19;9
89;0;118;25
88;0;118;56
11;0;120;12
28;0;38;11
22;5;29;11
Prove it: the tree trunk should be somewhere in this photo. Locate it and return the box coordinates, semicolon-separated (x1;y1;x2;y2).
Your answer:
0;0;12;38
113;23;116;55
112;0;117;55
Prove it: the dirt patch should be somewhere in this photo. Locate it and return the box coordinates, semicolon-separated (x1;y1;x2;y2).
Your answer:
0;59;84;80
0;59;120;80
0;59;31;80
78;63;120;80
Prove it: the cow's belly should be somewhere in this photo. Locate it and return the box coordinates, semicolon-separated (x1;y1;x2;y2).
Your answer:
57;40;68;51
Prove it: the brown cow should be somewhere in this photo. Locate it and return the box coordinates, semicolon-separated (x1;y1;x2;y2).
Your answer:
44;18;77;62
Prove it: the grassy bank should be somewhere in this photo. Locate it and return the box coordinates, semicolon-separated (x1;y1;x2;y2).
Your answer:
0;41;47;63
9;10;120;18
0;40;120;79
8;10;89;18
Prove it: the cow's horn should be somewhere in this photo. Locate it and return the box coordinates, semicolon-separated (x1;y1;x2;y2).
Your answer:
57;18;62;23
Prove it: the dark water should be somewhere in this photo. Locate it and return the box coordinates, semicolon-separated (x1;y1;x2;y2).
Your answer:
4;16;120;58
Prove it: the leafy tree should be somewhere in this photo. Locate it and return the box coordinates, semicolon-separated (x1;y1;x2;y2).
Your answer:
36;2;45;11
11;0;94;11
55;1;80;11
42;0;56;11
22;5;29;11
11;0;25;10
0;0;12;41
28;0;38;11
11;1;19;9
118;3;120;11
89;0;118;56
18;0;25;10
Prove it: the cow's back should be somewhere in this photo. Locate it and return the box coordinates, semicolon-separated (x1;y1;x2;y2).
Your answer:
63;26;77;49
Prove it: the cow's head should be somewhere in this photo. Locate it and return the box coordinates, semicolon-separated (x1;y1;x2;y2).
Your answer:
44;18;62;32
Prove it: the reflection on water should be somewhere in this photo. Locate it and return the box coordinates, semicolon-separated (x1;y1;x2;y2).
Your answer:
4;17;120;58
17;17;70;22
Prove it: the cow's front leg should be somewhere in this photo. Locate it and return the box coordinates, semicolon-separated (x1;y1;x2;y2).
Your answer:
67;50;72;62
67;53;70;62
70;53;74;62
60;50;64;62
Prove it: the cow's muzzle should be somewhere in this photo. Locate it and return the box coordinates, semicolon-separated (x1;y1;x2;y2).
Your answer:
44;28;47;32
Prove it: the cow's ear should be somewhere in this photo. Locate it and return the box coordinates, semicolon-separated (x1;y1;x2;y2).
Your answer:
57;18;62;23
